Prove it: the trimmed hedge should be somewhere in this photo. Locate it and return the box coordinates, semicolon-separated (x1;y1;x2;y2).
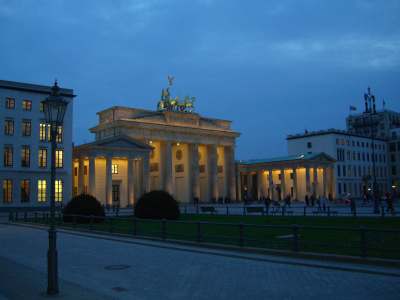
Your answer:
63;194;105;223
134;190;180;220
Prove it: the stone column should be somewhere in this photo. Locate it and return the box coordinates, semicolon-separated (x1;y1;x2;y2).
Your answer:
313;167;318;196
292;168;298;200
161;141;173;194
189;144;200;202
105;157;112;205
127;158;135;205
268;170;274;199
247;173;253;199
88;157;96;197
236;168;242;202
207;144;218;201
224;145;236;201
257;171;263;200
78;158;85;194
323;167;327;197
305;167;311;195
280;169;286;199
142;155;150;194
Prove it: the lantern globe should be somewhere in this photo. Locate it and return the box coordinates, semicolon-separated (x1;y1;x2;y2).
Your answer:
43;81;68;126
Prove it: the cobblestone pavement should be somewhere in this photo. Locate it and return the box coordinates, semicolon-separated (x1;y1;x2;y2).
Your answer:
0;224;399;300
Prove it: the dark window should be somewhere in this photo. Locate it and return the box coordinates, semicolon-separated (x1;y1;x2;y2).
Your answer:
307;142;312;149
4;145;13;167
84;165;88;175
20;180;30;202
338;183;342;194
5;98;15;109
22;120;31;136
38;148;47;168
389;143;396;152
343;165;346;177
337;165;341;177
74;167;78;176
217;166;223;173
392;166;397;176
4;119;14;135
21;145;30;167
22;100;32;111
112;184;120;203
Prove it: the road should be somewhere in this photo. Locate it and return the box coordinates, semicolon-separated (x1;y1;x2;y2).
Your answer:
0;223;399;299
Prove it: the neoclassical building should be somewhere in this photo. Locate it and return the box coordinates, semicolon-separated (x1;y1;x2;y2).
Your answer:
237;153;336;201
73;87;240;206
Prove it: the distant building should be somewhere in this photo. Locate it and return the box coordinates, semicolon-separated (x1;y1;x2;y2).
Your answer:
287;129;388;198
346;110;400;140
0;80;74;208
388;128;400;189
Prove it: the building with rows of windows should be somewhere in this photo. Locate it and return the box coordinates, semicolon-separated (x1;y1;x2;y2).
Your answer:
0;80;74;208
287;129;388;198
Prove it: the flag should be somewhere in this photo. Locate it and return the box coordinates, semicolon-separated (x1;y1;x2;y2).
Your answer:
349;105;357;111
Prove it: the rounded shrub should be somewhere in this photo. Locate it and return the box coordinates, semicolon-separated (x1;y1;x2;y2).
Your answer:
63;194;105;223
134;190;180;220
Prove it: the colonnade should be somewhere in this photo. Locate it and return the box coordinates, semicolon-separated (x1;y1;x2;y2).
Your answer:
239;166;335;201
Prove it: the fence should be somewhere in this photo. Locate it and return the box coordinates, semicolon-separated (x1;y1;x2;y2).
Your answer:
179;204;398;218
9;212;400;260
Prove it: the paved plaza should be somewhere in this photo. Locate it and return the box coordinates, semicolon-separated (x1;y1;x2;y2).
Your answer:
0;223;399;299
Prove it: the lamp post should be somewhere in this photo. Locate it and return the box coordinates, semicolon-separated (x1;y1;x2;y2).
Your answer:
363;87;379;213
43;80;69;295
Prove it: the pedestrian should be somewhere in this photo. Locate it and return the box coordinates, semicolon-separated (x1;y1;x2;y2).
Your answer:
265;196;271;214
311;194;315;207
305;195;309;207
317;196;322;212
350;198;356;215
386;192;395;215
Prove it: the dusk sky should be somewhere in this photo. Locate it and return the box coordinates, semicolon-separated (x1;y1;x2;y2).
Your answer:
1;0;399;160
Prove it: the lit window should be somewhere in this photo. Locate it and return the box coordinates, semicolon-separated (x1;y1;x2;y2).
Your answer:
3;179;13;203
22;100;32;111
21;145;30;167
38;180;47;202
22;120;32;136
20;180;30;202
55;149;63;168
38;148;47;168
5;97;15;109
4;145;13;167
56;126;63;143
112;164;118;174
55;180;63;202
40;122;47;141
4;119;14;136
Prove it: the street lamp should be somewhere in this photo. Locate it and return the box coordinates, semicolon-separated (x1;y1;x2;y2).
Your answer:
363;87;379;213
42;80;69;295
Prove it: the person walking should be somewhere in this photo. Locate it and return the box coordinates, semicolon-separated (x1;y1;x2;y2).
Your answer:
386;192;395;215
305;195;309;207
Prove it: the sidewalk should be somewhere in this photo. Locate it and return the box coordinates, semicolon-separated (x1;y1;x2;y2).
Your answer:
1;223;399;299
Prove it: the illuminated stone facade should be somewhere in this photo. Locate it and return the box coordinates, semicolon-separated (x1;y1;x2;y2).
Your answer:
73;106;240;205
238;153;336;201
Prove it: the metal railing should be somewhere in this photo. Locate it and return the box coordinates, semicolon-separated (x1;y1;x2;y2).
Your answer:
10;212;400;260
179;204;398;218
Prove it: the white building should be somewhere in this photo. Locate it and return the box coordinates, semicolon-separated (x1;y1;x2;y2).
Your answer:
287;129;389;198
0;80;74;209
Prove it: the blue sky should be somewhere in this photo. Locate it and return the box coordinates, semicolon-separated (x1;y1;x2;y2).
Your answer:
1;0;399;159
